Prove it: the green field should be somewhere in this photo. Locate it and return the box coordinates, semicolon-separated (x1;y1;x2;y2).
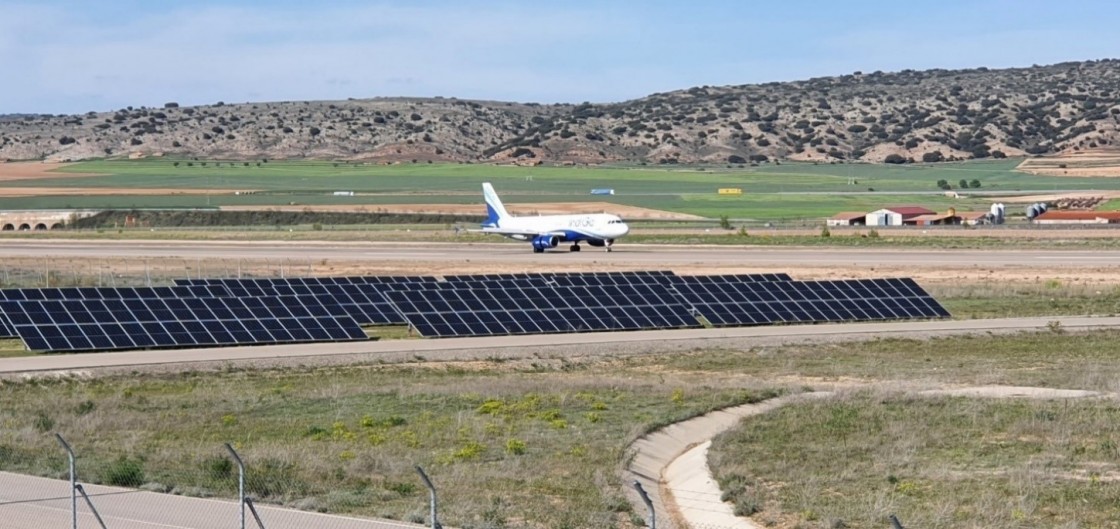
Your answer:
4;158;1119;221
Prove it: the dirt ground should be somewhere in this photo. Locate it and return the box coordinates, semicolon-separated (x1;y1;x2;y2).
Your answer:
1017;150;1120;177
0;161;98;181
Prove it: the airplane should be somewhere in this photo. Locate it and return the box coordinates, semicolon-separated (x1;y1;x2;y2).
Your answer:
473;182;629;253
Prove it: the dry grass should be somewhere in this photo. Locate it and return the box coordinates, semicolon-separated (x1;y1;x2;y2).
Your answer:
0;361;776;528
649;329;1120;392
3;300;1120;526
710;391;1120;529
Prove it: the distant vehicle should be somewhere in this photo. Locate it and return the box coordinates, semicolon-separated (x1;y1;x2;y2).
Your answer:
473;182;629;253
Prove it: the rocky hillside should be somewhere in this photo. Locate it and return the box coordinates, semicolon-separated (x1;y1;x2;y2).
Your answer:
2;60;1119;164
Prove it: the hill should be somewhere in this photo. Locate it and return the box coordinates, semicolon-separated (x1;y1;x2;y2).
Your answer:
2;60;1118;165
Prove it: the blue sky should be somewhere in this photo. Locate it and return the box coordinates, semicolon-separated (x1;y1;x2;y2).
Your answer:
3;0;1118;114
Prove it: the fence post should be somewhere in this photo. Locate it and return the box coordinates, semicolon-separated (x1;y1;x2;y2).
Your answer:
54;434;76;529
889;514;905;529
225;443;246;529
633;480;655;529
415;465;440;529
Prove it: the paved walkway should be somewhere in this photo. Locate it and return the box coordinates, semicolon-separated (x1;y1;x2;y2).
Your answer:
0;472;424;529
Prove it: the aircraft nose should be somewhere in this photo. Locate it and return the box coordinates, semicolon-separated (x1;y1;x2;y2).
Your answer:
617;223;630;236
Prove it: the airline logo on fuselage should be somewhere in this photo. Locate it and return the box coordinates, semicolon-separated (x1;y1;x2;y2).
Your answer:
568;216;596;228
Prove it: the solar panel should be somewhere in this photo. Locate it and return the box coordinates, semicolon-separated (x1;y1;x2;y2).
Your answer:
670;278;947;327
185;277;413;325
385;283;701;338
660;273;792;284
0;294;367;353
0;313;15;339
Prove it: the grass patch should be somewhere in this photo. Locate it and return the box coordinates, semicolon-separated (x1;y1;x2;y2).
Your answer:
7;158;1120;220
932;281;1120;319
710;392;1120;529
0;362;774;527
651;329;1120;391
0;339;31;358
365;326;417;340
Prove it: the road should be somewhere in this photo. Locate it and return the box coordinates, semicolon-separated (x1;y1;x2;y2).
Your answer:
0;472;423;529
1;240;1119;267
3;315;1118;375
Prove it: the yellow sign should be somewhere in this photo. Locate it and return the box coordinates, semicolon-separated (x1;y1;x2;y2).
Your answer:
718;188;743;195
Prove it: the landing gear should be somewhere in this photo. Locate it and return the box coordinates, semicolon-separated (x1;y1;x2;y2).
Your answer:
570;244;581;252
606;239;615;252
533;247;544;253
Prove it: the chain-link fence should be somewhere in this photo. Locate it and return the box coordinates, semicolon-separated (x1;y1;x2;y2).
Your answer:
0;434;913;529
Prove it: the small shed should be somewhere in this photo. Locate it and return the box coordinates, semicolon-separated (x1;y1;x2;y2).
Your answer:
957;211;990;225
827;212;869;227
865;209;902;226
906;213;961;226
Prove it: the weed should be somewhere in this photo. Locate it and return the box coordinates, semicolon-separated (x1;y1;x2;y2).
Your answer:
103;456;145;487
505;438;527;455
74;400;96;416
203;456;233;480
32;412;54;433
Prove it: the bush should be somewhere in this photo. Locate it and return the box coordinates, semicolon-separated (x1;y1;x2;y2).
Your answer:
969;179;981;188
104;457;145;487
820;225;831;238
309;127;321;137
958;179;969;189
58;136;76;145
719;215;732;230
727;154;747;164
922;151;944;163
883;154;906;164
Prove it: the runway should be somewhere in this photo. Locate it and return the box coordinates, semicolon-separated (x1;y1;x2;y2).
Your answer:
2;240;1119;267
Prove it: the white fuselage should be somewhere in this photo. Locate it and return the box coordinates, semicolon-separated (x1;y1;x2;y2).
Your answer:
495;213;629;242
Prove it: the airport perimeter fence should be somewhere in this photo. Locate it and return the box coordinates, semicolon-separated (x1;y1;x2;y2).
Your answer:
0;433;922;529
0;257;335;289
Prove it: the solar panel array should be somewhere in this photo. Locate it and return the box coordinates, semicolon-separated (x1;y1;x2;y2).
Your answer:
668;277;948;326
175;276;438;325
0;270;949;351
0;284;369;353
385;283;700;338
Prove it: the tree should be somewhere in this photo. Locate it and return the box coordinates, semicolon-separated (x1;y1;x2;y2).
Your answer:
922;151;944;163
309;127;321;137
958;179;969;189
969;179;981;188
727;154;747;164
936;179;949;190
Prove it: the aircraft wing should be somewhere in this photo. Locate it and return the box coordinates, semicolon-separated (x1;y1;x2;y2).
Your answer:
470;227;566;237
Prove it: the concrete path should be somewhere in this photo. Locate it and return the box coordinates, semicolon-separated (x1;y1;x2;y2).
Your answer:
623;394;827;529
663;440;756;529
0;472;423;529
635;386;1116;529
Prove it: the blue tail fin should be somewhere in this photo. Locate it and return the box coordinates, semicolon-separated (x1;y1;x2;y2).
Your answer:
482;182;509;227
